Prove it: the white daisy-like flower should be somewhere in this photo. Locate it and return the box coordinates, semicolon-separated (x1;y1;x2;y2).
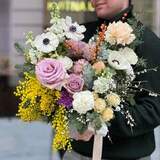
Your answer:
108;50;131;70
93;77;114;94
73;91;94;114
57;56;73;70
62;16;86;41
34;32;59;53
105;21;136;46
119;47;138;65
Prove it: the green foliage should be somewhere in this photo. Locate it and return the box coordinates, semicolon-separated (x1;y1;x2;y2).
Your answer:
136;57;147;68
15;63;35;78
126;94;136;106
102;67;116;79
87;112;102;130
25;31;34;46
48;2;60;20
97;46;109;60
127;18;144;49
14;43;26;54
68;111;88;134
83;64;95;89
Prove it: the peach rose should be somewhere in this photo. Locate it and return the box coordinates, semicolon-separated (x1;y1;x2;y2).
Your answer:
92;61;105;73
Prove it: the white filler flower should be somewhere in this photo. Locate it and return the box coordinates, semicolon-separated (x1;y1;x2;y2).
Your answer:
63;16;86;41
93;77;114;94
73;91;94;114
34;32;59;53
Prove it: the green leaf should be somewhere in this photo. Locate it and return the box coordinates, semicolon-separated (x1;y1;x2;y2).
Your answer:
14;43;25;54
68;111;88;134
136;57;147;68
127;95;136;106
83;64;95;89
87;112;102;130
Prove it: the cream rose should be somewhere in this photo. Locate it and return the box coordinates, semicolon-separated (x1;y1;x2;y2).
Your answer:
94;98;106;113
106;93;121;107
101;108;114;122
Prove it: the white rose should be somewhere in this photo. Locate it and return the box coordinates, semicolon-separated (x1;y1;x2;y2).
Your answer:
57;56;73;70
73;91;94;114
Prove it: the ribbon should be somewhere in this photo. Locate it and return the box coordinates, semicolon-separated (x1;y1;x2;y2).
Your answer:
92;134;103;160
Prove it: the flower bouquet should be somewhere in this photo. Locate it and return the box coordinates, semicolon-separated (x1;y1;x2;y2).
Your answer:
15;2;159;160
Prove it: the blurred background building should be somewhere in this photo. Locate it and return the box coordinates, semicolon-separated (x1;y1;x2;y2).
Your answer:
0;0;160;160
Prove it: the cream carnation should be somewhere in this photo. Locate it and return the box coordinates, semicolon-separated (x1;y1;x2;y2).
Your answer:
105;21;136;46
101;108;114;122
73;91;94;114
106;93;121;107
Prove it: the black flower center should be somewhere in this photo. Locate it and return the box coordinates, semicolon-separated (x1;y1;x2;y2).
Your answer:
43;38;50;45
112;60;120;65
69;25;77;32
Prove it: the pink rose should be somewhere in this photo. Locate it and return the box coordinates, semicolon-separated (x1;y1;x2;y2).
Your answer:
35;58;67;90
65;74;84;94
73;59;88;74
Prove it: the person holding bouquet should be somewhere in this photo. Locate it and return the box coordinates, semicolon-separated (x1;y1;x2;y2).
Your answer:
63;0;160;160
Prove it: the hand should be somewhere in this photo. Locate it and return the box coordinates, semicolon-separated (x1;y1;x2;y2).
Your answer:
71;130;94;141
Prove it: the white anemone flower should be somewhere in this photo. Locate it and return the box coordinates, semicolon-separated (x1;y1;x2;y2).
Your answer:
34;32;59;53
108;50;131;70
119;47;138;65
62;16;86;41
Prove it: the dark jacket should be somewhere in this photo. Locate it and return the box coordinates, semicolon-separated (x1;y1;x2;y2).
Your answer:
72;6;160;160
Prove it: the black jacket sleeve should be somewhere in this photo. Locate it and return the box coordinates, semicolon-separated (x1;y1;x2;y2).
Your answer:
109;27;160;138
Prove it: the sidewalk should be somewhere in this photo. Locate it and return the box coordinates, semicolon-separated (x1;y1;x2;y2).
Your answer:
0;118;159;160
0;118;53;160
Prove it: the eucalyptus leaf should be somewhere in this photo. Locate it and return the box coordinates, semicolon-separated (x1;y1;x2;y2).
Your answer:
83;64;95;89
14;43;25;54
